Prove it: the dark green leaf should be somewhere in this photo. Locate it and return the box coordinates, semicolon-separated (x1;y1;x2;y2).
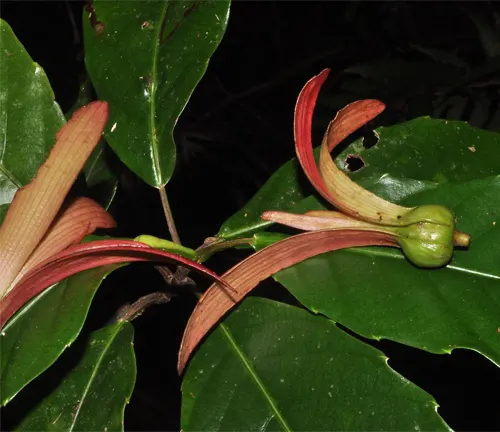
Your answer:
218;117;500;240
342;117;500;183
274;176;500;367
218;159;308;239
217;116;500;368
16;321;136;431
182;297;449;431
0;265;118;406
83;0;231;187
0;19;65;217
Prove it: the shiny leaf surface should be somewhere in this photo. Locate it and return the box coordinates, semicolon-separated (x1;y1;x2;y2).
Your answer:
219;117;500;239
83;0;231;186
0;19;65;220
182;298;449;431
0;266;117;406
178;230;396;372
216;114;500;372
275;176;500;367
15;321;135;431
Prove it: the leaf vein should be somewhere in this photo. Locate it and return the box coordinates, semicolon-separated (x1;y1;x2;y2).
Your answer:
220;323;292;432
149;3;169;185
69;323;123;432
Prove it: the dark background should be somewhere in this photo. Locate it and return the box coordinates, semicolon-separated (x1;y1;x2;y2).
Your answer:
1;1;500;430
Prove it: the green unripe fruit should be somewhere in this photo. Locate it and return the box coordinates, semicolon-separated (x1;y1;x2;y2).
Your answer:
397;205;455;226
393;205;455;268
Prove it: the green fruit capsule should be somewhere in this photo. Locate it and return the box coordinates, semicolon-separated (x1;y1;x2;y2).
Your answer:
393;205;455;268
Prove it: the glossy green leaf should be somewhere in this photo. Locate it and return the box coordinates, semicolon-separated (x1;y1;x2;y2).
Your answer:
0;21;121;408
15;321;136;431
217;116;500;368
182;297;449;431
274;176;500;366
342;117;500;183
0;19;65;221
218;117;500;239
218;158;308;239
83;0;231;187
0;265;118;406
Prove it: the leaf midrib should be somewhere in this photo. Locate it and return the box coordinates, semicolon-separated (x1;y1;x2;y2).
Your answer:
149;3;169;185
220;323;292;431
70;323;124;431
342;246;500;281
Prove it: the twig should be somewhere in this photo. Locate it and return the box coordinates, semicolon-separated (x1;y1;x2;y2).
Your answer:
155;265;196;287
114;292;172;322
159;185;181;244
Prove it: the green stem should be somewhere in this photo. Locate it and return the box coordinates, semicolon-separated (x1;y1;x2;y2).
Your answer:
159;186;181;244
